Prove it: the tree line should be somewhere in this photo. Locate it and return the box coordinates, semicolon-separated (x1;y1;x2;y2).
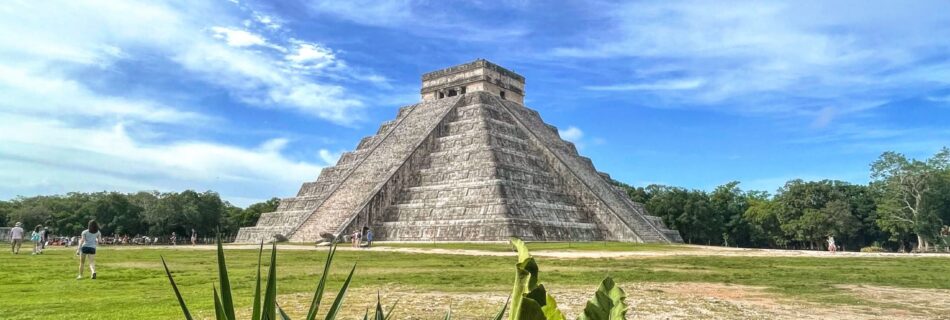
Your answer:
618;148;950;252
2;148;947;251
0;190;278;238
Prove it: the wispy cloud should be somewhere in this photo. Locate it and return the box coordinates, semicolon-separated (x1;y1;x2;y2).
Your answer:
0;0;369;125
585;78;705;91
553;0;950;126
0;0;373;205
0;112;324;206
305;1;529;41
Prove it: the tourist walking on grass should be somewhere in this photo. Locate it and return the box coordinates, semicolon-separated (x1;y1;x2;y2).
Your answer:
31;225;43;255
827;235;836;253
10;222;24;254
41;227;49;252
77;220;101;280
351;230;360;248
191;229;197;246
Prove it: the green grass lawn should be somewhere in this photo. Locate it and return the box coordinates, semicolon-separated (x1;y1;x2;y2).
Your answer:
3;244;949;319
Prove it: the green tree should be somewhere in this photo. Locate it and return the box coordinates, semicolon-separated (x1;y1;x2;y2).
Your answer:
871;148;949;251
710;181;754;247
743;192;783;247
237;197;280;227
644;185;720;245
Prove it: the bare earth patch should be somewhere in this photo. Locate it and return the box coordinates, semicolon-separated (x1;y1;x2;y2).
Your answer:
249;282;950;320
118;244;950;319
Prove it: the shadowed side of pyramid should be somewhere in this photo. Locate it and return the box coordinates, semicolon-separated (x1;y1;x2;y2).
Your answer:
235;60;682;243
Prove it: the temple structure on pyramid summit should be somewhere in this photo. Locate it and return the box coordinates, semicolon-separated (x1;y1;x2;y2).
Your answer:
235;59;683;243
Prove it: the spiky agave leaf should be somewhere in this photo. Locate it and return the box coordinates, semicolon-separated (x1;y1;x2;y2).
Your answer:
263;242;278;320
161;256;193;320
579;277;629;320
216;233;236;320
383;298;398;320
323;263;357;319
443;307;451;320
374;291;384;320
214;286;228;320
277;303;292;320
492;295;510;320
252;241;264;320
306;244;338;320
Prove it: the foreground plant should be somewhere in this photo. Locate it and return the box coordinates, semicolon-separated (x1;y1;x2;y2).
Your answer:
503;238;629;320
163;236;627;319
161;235;384;320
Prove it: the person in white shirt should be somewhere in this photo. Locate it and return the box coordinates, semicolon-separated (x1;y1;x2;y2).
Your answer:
9;222;24;254
77;220;102;280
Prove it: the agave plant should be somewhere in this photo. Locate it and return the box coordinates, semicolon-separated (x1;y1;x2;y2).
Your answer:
161;234;377;320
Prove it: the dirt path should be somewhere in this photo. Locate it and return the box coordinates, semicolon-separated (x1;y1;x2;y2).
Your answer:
265;283;950;319
125;243;950;260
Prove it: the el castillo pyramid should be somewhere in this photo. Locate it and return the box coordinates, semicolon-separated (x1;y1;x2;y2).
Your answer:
235;60;682;243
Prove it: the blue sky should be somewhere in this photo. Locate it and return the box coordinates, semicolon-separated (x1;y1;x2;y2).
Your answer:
1;1;949;207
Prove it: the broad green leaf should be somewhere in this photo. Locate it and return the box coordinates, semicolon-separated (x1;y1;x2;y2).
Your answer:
216;233;236;320
262;243;278;320
541;294;566;320
252;241;263;320
579;277;629;320
213;286;227;320
323;263;356;319
525;285;547;308
306;244;338;320
160;256;193;320
510;237;531;263
509;238;549;320
515;296;547;320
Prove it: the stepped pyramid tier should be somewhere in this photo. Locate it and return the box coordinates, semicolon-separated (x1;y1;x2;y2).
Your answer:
235;59;683;243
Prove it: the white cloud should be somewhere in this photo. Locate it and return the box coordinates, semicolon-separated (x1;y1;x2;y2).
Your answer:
559;126;584;143
0;0;367;205
0;65;210;124
306;1;528;41
211;26;268;47
0;0;367;125
0;112;323;207
553;0;950;124
585;78;705;91
559;126;587;151
254;14;281;30
286;42;338;70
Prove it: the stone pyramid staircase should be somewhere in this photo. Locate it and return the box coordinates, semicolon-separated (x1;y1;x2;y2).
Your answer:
236;91;681;243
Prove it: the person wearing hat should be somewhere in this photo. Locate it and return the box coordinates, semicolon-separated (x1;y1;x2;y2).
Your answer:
10;222;24;254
